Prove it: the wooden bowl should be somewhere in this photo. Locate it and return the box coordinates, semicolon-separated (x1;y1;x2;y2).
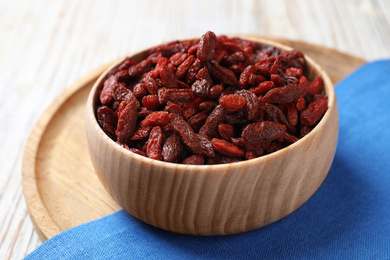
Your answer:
85;37;338;235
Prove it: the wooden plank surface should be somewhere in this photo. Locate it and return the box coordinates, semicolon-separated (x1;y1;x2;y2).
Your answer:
0;0;389;258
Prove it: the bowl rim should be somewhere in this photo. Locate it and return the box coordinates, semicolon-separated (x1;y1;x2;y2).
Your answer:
86;36;336;171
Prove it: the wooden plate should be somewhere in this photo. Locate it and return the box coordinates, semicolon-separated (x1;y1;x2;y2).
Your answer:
22;38;365;242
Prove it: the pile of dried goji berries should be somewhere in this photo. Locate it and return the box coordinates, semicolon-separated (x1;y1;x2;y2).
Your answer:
96;31;328;165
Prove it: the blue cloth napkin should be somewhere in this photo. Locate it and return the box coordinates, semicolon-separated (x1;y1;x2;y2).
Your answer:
25;60;390;259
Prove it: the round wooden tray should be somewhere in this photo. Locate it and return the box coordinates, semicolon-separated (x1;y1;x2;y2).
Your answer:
22;38;365;242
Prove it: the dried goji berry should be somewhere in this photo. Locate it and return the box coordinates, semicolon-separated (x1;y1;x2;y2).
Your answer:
146;126;163;160
219;94;246;112
264;103;292;130
140;111;170;127
142;95;160;110
160;63;178;89
235;90;259;120
183;155;205;165
212;138;245;157
209;84;224;99
162;134;183;163
300;98;328;126
186;58;202;84
270;74;285;88
197;31;217;62
175;55;195;79
192;79;211;98
145;73;158;95
262;83;308;104
169;113;203;155
286;102;298;127
158;88;195;105
307;77;324;95
116;101;138;144
97;106;118;141
199;105;225;139
199;101;217;114
218;124;235;141
207;60;238;86
165;102;183;117
183;97;204;119
196;67;213;85
128;148;146;157
249;81;275;96
133;83;148;99
242;121;286;152
128;59;152;77
187;112;208;132
285;67;303;78
169;52;188;67
130;126;151;141
296;97;306;111
239;65;254;88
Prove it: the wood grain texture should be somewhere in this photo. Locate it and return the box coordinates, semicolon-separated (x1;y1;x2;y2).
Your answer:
1;0;388;258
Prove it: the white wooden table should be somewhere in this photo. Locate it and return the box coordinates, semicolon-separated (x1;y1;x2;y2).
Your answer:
1;0;389;258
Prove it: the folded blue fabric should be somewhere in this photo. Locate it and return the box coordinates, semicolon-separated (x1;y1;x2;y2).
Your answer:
25;60;390;259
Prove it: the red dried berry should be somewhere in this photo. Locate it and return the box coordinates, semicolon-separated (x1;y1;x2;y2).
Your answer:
197;31;217;62
183;98;204;119
300;98;328;126
142;95;160;110
235;90;259;120
199;101;217;114
158;88;195;105
307;77;324;95
129;148;146;157
162;134;183;163
133;83;148;99
97;106;118;141
140;111;170;127
196;67;213;85
169;53;188;67
262;83;308;104
249;81;275;96
146;126;163;160
209;84;224;99
183;155;205;165
186;58;202;84
207;60;238;86
286;102;298;127
239;65;254;88
160;63;178;89
192;79;211;98
199;105;225;139
285;67;303;78
219;94;246;112
187;112;208;132
165;102;183;117
296;97;306;111
145;73;159;95
175;55;195;79
169;113;204;156
116;101;138;144
130;126;151;141
218;124;235;141
128;59;153;77
212;138;245;157
242;121;286;152
282;132;299;144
